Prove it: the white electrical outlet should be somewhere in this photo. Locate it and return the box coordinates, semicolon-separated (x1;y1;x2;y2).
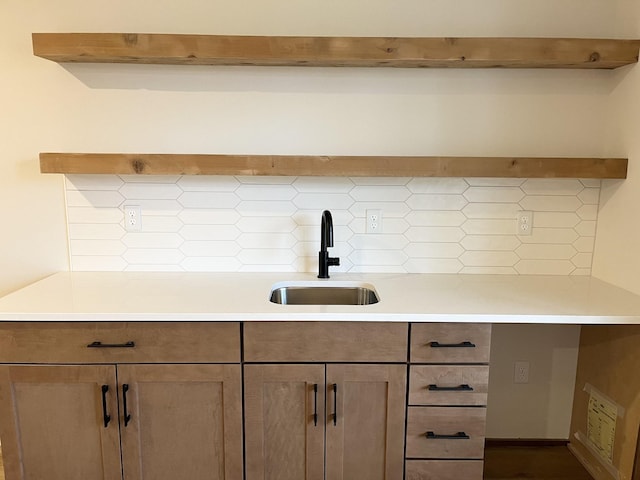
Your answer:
516;211;533;236
124;205;142;232
366;209;382;234
514;361;530;384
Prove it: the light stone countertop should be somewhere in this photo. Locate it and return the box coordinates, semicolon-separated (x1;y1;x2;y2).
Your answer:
1;272;640;324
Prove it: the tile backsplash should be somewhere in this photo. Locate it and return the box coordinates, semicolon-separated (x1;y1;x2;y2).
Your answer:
65;175;599;275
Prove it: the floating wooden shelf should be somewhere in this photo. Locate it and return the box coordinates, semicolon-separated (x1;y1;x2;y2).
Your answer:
39;153;628;179
32;33;640;69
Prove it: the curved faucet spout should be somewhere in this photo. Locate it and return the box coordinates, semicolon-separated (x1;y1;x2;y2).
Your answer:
318;210;340;279
320;210;334;251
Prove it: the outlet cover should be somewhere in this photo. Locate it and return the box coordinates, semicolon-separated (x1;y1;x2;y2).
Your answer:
124;205;142;232
514;361;530;384
366;209;382;234
517;211;533;236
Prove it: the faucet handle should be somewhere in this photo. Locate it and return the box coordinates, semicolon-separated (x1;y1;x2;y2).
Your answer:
328;257;340;267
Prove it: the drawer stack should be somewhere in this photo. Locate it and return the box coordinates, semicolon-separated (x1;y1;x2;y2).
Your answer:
405;323;491;480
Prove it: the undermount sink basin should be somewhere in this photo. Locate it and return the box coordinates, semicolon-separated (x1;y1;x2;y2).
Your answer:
269;281;380;305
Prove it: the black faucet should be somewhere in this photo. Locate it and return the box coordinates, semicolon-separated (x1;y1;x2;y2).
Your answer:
318;210;340;278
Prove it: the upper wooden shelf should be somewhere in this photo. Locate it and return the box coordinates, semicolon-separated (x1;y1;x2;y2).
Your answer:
32;33;640;69
39;153;628;179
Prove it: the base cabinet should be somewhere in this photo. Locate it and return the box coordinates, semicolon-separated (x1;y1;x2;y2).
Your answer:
325;364;406;480
244;363;406;480
406;323;491;480
244;365;324;480
0;364;243;480
0;365;122;480
0;321;243;480
119;364;243;480
0;321;492;480
405;460;484;480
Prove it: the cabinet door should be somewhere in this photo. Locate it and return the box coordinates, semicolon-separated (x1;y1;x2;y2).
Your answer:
0;365;121;480
244;365;325;480
326;364;406;480
118;364;243;480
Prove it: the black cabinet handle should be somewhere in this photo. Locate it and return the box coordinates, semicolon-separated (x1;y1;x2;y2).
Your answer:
88;341;135;348
428;384;474;392
123;384;131;427
101;385;111;428
425;431;470;440
313;384;318;426
428;341;475;348
332;383;338;426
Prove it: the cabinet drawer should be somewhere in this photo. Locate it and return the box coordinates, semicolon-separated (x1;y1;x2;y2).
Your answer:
411;323;491;363
405;460;484;480
0;322;240;363
409;365;489;406
244;322;408;362
406;407;486;459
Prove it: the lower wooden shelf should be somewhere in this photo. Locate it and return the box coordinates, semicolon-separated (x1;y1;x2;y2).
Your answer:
39;153;627;178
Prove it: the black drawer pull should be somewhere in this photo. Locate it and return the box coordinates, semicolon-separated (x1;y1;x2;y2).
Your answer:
425;431;470;440
429;341;475;348
101;385;111;428
313;383;318;427
332;383;338;426
428;384;474;392
87;341;136;348
123;384;132;427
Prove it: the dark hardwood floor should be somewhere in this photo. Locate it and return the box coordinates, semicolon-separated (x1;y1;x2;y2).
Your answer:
484;445;593;480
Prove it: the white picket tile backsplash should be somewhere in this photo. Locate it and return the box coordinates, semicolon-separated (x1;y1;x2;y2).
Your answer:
65;176;601;275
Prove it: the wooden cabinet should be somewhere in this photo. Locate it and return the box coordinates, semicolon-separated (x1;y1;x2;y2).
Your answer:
0;320;494;480
410;323;491;364
244;364;406;480
119;364;242;480
243;322;408;480
0;323;243;480
0;322;240;364
244;365;325;480
244;321;408;363
325;364;406;480
405;460;484;480
408;365;489;406
0;365;121;480
406;323;491;480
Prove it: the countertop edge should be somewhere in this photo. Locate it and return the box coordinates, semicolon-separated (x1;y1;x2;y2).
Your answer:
1;313;639;324
2;272;640;324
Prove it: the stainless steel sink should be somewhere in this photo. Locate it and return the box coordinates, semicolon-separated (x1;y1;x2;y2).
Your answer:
269;282;379;305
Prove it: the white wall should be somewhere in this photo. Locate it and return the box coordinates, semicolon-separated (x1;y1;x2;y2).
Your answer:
0;6;70;296
0;0;634;438
486;324;581;439
593;2;640;295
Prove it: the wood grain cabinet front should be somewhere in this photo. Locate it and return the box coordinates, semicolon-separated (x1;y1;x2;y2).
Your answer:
410;323;491;364
244;363;406;480
405;406;487;459
243;321;408;479
244;321;408;362
405;460;485;480
0;322;244;480
409;365;489;406
0;365;122;480
0;320;495;480
0;364;243;480
406;323;491;480
0;322;240;363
